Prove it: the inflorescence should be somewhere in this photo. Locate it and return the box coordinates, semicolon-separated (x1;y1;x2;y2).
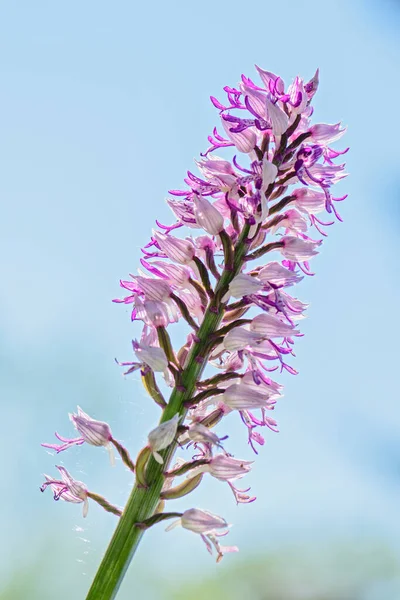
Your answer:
41;65;347;563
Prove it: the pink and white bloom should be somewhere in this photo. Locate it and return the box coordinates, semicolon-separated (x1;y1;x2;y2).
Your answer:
261;158;279;193
221;114;257;153
140;260;191;288
166;508;238;562
134;295;179;328
227;273;264;299
128;276;172;302
152;231;195;265
179;508;228;533
117;340;171;386
176;288;204;322
310;122;345;144
258;262;303;287
222;379;277;411
250;313;300;338
287;76;308;113
132;341;168;372
181;422;227;451
193;195;224;235
281;236;321;261
40;466;89;517
223;327;265;352
265;96;289;136
277;209;308;233
196;156;238;191
202;455;256;504
202;454;253;481
293;188;326;215
42;407;115;465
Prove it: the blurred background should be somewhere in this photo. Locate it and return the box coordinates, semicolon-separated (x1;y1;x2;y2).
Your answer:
1;1;400;598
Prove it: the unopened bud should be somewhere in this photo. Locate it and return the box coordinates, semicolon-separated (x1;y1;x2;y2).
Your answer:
148;414;180;464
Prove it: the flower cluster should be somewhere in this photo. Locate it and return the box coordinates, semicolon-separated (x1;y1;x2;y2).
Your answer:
41;66;347;563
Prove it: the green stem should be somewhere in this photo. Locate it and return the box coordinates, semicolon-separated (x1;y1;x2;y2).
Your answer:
85;224;250;600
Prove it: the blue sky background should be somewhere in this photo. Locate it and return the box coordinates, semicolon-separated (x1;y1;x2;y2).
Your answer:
1;1;400;598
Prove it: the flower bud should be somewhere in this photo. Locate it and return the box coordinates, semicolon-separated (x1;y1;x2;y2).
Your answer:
148;414;180;464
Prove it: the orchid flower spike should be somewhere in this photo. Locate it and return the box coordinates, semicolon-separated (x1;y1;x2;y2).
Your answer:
41;65;347;582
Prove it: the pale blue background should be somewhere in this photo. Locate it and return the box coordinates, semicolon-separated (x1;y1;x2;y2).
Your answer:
1;1;400;598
